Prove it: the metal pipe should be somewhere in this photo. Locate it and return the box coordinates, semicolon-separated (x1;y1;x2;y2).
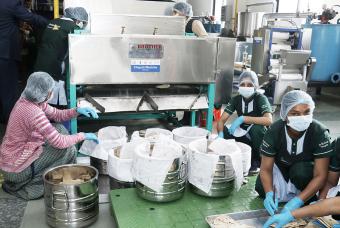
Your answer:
261;12;314;27
53;0;59;19
246;1;276;13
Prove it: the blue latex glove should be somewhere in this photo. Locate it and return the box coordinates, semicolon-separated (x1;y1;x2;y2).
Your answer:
218;131;224;138
333;222;340;228
84;133;99;144
282;197;304;213
263;211;295;228
77;107;99;119
264;191;279;216
228;116;244;135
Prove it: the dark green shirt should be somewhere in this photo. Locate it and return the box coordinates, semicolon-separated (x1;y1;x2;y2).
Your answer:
224;92;272;117
260;119;333;165
329;138;340;172
34;18;78;81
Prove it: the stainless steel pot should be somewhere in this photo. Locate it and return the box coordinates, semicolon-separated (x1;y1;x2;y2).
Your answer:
43;164;99;228
90;157;107;175
191;154;235;198
109;177;135;189
136;158;187;202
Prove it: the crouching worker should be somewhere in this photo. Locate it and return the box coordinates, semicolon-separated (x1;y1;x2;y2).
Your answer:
264;137;340;228
0;72;99;200
217;71;273;173
256;90;332;218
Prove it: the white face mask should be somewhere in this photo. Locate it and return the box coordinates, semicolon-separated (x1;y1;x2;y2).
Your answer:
287;114;313;132
239;87;255;98
76;21;84;29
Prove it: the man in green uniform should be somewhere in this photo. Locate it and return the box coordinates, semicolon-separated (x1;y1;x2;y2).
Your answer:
264;137;340;228
217;71;273;174
34;7;88;106
256;90;332;218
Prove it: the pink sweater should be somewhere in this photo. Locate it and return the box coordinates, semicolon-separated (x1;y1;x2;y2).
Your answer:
0;98;85;173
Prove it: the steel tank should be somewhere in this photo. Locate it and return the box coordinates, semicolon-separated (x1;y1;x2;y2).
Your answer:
190;154;235;197
90;157;107;175
136;157;187;202
43;165;99;228
237;12;264;37
303;24;340;82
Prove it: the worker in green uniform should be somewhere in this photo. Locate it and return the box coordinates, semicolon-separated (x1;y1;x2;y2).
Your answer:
34;7;88;106
217;71;273;174
264;137;340;228
256;90;333;218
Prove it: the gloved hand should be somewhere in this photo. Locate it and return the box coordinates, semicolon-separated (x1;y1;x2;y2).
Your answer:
264;191;279;216
263;211;295;228
218;131;224;138
77;107;99;119
282;196;304;213
333;222;340;228
84;133;99;144
228;116;244;135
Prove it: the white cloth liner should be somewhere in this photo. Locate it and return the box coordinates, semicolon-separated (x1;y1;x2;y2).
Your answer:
108;138;148;182
233;124;254;138
188;138;244;193
79;126;128;160
235;141;252;175
133;137;182;192
172;126;209;145
272;164;300;202
327;185;340;198
145;128;173;142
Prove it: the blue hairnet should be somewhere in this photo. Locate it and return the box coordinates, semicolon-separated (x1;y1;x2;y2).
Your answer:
280;90;315;120
173;2;193;17
64;7;88;22
239;71;259;87
21;72;55;103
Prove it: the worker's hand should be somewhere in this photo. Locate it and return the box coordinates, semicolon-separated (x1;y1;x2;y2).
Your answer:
77;107;99;119
264;191;279;216
228;116;244;135
84;133;99;144
333;223;340;228
282;197;304;213
263;211;294;228
218;131;224;138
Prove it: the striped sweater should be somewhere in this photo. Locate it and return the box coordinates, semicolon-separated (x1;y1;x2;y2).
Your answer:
0;98;85;173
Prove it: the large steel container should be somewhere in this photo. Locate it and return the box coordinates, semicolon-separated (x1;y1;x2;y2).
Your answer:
136;157;187;202
303;24;340;82
237;12;264;37
90;157;107;175
190;154;235;198
43;165;99;228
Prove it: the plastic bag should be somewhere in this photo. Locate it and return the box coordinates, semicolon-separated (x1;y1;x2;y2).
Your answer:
172;127;209;145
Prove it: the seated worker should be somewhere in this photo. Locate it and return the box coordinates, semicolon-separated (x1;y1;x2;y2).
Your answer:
0;72;99;200
217;71;273;174
264;138;340;228
256;90;333;217
172;2;208;37
34;7;88;106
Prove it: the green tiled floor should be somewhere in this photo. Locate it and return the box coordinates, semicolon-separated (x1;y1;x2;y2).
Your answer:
110;176;263;228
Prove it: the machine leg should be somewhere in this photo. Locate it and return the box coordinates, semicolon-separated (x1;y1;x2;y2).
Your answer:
69;83;77;134
206;84;215;132
190;111;196;126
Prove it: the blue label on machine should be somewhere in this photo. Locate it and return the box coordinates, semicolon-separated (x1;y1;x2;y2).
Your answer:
130;60;160;73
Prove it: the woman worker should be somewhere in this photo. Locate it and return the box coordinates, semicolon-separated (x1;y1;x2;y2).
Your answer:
0;72;99;200
217;71;273;173
263;137;340;228
256;90;333;218
34;7;88;106
172;2;208;37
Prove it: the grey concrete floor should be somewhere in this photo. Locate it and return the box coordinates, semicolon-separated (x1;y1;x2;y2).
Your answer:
0;89;340;227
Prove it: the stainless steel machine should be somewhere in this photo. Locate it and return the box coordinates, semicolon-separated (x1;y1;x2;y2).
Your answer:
272;49;315;104
68;34;235;132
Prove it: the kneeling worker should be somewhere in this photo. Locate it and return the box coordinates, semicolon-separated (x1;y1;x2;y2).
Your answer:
256;90;332;218
217;71;273;173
